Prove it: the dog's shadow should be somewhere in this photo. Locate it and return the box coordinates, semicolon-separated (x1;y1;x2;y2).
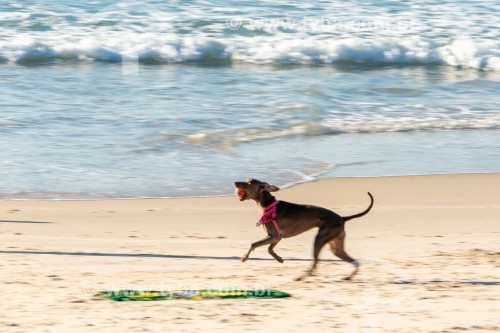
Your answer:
0;250;340;262
0;220;54;224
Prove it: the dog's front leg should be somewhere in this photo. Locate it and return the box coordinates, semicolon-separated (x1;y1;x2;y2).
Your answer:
241;235;279;262
268;241;283;263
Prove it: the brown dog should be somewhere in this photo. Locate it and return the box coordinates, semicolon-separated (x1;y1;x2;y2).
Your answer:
234;178;373;280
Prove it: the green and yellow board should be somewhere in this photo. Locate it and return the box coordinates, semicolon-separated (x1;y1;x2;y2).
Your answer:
95;289;291;301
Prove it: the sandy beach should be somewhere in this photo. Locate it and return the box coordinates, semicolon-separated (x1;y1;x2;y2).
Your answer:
1;173;499;333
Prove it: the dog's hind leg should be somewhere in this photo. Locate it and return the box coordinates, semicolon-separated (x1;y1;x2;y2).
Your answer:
241;235;279;262
330;232;359;280
296;227;342;281
268;241;283;263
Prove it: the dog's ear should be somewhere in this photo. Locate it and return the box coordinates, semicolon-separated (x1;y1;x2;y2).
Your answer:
262;182;280;192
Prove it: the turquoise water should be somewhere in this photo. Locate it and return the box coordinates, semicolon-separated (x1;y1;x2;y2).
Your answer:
1;1;499;199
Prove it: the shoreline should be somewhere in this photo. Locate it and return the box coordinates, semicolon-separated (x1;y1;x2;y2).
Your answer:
2;171;500;202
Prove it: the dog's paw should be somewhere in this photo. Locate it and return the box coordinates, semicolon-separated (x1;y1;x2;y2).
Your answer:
276;257;284;263
241;255;248;262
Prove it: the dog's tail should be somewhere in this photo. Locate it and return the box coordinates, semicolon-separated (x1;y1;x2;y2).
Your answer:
343;192;374;223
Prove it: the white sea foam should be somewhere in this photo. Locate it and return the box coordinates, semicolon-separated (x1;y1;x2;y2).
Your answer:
0;12;30;20
1;0;499;71
1;35;499;71
2;0;500;70
155;109;500;150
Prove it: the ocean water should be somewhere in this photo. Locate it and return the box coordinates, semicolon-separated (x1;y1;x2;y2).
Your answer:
1;0;499;199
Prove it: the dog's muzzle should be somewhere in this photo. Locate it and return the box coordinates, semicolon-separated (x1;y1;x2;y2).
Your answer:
235;188;247;201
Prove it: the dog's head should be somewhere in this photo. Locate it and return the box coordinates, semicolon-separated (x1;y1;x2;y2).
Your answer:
233;178;280;201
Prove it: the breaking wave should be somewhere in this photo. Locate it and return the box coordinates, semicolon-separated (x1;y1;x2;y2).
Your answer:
1;36;499;71
2;0;499;70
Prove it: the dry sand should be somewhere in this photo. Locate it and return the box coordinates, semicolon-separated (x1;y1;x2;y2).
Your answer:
1;174;499;333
